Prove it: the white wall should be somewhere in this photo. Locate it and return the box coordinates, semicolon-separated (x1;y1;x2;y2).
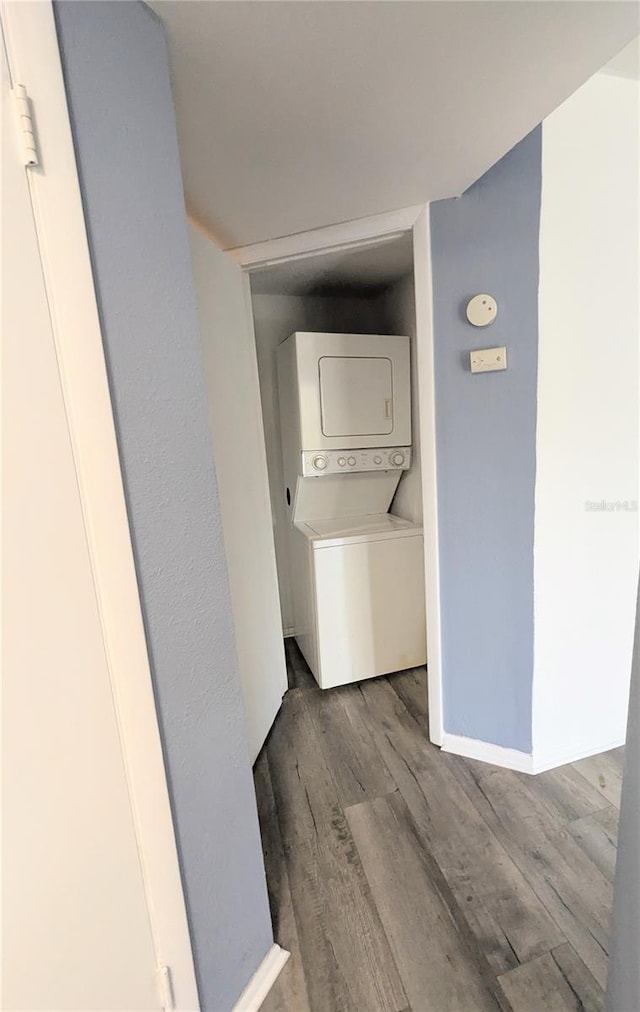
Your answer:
251;292;389;633
385;274;424;525
189;227;288;762
533;71;640;765
3;41;159;1007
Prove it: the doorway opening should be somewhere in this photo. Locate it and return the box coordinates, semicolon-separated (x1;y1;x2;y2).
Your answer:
191;206;442;761
234;216;442;755
250;236;420;614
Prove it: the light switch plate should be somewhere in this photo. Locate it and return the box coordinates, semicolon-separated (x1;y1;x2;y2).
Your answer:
470;346;507;373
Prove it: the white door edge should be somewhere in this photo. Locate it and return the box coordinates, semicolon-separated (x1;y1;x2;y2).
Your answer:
1;3;200;1006
191;203;445;746
412;206;445;745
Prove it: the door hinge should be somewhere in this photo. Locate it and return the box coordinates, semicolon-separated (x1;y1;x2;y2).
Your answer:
156;965;175;1011
11;84;39;167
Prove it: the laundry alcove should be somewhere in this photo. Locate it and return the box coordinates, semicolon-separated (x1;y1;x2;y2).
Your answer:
189;212;441;762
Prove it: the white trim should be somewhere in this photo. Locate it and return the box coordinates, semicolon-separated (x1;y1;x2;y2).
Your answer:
413;206;444;746
441;733;535;773
0;4;199;1008
442;731;626;774
531;738;626;775
232;945;290;1012
229;205;423;269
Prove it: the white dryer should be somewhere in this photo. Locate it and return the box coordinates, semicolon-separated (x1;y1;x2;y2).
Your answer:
277;332;412;523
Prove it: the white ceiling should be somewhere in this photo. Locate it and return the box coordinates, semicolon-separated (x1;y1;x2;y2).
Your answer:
150;1;639;249
249;233;414;296
601;36;640;80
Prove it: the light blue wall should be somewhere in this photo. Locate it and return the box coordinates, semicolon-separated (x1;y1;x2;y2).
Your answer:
54;3;273;1007
430;128;542;752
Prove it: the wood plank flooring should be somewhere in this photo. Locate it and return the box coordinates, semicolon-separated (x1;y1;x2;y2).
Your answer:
255;641;623;1012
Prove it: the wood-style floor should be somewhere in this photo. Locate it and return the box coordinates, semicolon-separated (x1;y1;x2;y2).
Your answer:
255;640;623;1012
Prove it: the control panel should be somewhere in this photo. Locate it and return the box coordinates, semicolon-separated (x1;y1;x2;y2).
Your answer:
301;447;411;476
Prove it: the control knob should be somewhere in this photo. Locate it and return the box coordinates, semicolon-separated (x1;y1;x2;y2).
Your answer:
389;450;406;467
312;454;328;471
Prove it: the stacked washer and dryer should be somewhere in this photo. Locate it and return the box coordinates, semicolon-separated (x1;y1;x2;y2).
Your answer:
277;331;427;689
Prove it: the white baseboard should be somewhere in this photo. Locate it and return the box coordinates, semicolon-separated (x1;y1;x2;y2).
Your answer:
232;944;290;1012
441;733;535;773
441;732;626;775
531;737;626;774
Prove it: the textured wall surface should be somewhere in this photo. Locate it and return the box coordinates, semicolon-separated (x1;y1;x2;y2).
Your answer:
430;128;541;752
534;72;639;765
54;3;273;1008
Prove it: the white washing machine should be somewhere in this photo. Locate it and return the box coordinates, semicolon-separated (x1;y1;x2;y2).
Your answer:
277;331;427;688
291;513;426;689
